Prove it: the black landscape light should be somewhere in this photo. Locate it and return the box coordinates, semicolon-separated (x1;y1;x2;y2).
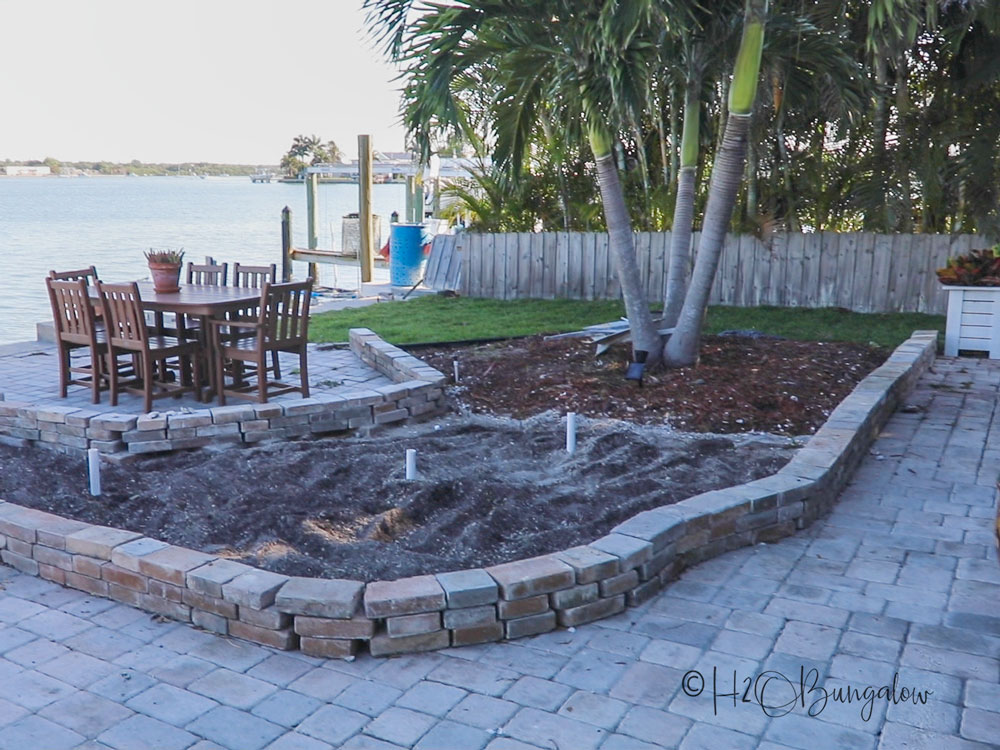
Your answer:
625;350;648;386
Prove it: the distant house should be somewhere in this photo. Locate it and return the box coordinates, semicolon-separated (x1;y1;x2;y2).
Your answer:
2;165;51;176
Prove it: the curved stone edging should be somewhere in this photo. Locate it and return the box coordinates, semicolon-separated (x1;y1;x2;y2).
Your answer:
0;330;939;658
0;329;446;457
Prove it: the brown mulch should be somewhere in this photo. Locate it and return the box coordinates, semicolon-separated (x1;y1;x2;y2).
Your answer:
418;334;888;436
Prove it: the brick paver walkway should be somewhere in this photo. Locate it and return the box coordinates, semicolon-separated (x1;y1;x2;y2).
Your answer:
1;356;998;749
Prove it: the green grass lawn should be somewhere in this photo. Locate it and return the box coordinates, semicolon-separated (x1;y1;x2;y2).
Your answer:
310;295;944;350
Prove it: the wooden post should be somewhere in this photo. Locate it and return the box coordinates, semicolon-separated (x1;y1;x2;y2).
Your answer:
358;134;374;283
405;175;416;223
281;206;293;282
306;172;319;281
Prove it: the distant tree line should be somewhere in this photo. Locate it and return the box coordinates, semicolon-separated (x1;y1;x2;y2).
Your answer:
0;158;274;176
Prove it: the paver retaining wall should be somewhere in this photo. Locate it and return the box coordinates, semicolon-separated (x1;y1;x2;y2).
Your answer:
0;331;939;658
0;329;447;457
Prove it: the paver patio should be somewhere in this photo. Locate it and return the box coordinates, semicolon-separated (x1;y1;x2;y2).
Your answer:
0;339;394;416
0;354;998;749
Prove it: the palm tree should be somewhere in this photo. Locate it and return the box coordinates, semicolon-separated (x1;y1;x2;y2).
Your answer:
663;0;769;367
365;0;674;360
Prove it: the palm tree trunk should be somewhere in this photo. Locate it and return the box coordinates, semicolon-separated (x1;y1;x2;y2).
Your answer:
662;73;701;328
895;50;913;232
870;52;891;231
590;128;661;363
663;0;766;367
664;113;752;366
667;83;679;186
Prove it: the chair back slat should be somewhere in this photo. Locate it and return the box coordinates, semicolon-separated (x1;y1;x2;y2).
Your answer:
187;262;228;286
49;266;99;284
96;281;148;350
232;263;276;289
258;280;312;345
47;278;98;340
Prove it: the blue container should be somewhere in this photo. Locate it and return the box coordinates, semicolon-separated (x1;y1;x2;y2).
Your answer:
389;223;427;287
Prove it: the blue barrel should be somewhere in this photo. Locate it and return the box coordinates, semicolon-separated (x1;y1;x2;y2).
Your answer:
389;223;427;287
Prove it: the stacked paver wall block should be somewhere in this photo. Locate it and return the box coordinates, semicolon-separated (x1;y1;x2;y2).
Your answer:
0;331;446;456
0;331;937;657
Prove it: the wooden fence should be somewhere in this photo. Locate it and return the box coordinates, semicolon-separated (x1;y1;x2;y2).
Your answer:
449;231;982;314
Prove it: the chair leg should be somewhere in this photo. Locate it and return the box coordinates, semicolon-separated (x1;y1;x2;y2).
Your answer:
216;347;227;406
109;350;119;407
90;345;101;404
258;352;267;403
272;350;281;380
58;344;70;398
299;346;310;398
191;352;203;403
142;352;154;414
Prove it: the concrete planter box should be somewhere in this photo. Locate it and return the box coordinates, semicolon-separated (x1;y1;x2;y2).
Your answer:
944;286;1000;358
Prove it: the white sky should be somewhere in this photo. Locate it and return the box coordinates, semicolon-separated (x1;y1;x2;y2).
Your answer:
0;0;409;164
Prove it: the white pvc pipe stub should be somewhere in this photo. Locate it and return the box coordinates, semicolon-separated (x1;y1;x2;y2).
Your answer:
87;448;101;496
566;412;577;454
405;448;417;480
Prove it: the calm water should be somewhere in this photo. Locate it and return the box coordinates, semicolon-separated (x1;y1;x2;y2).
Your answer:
0;176;406;345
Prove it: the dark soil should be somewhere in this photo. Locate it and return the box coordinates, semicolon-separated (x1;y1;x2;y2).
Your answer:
0;417;794;581
420;335;887;435
1;334;887;581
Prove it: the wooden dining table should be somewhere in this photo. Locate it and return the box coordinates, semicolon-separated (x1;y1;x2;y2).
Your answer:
92;281;266;398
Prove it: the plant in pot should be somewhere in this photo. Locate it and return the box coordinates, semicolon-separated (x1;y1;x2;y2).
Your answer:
937;244;1000;358
145;248;185;293
936;245;1000;286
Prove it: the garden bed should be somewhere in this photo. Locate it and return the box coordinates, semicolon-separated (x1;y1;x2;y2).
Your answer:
0;334;885;582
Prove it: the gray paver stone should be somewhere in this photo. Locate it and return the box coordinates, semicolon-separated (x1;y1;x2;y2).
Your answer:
274;576;364;618
365;575;446;618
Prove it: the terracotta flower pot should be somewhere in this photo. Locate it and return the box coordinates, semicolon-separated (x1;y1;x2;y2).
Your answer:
149;262;181;293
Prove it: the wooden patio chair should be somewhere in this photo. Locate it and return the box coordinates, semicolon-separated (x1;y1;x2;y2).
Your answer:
50;266;102;320
209;279;312;404
96;281;203;413
187;262;228;286
231;262;276;289
45;277;108;403
229;262;280;378
49;265;99;283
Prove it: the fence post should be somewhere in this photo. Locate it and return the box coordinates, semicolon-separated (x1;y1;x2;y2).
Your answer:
281;206;293;282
